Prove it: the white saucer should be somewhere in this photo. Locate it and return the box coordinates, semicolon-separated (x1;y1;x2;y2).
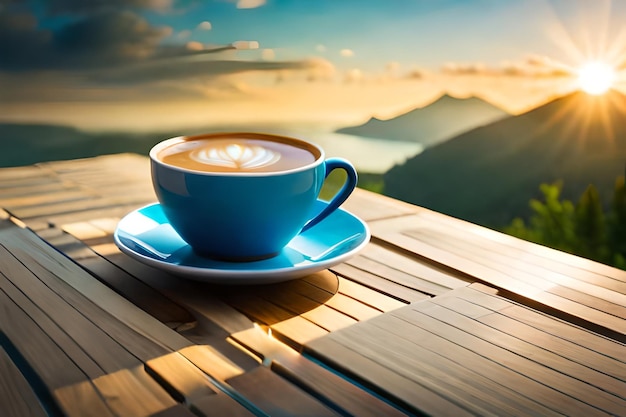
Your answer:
113;201;370;284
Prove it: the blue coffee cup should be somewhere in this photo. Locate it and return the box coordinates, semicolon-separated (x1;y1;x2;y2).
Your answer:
150;132;357;261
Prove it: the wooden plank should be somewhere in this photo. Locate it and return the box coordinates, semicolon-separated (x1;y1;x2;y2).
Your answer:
150;404;198;417
0;269;106;379
345;254;458;296
375;223;626;339
226;366;340;416
191;393;256;417
498;303;626;362
336;276;406;311
300;304;358;332
547;284;626;318
531;291;625;341
270;316;328;350
324;293;381;321
230;327;293;364
345;245;469;296
391;304;625;416
62;221;109;240
305;336;476;417
0;286;89;390
331;262;430;303
272;359;408;417
324;318;564;417
226;293;296;325
0;347;48;417
254;282;334;318
103;251;255;335
415;207;626;284
0;222;191;353
374;229;550;296
342;187;416;221
179;345;251;382
0;180;74;198
270;272;337;305
11;192;154;220
425;296;626;399
78;255;197;328
145;352;217;403
361;243;472;290
92;367;177;417
0;165;50;182
477;313;626;382
407;227;626;307
1;190;91;210
54;380;117;417
316;302;606;416
89;217;122;234
44;230;98;260
231;328;410;417
25;203;150;232
2;243;173;364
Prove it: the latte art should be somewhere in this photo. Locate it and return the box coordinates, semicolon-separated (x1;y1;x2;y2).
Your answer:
157;134;320;173
191;143;281;169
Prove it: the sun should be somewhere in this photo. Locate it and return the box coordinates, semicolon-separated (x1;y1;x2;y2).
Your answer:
577;61;616;95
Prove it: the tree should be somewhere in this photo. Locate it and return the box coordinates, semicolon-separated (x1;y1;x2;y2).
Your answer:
608;175;626;268
503;175;626;270
512;182;576;252
574;184;608;263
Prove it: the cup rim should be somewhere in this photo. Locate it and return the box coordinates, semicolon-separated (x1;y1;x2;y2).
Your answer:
149;132;326;176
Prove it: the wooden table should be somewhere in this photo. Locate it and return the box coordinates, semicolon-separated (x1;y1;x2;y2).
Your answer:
0;153;624;417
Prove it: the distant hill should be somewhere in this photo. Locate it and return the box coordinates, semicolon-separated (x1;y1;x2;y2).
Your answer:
336;94;508;147
383;90;626;228
0;123;164;167
0;123;282;167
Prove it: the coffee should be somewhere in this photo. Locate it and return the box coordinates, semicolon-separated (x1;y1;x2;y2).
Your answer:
158;133;320;173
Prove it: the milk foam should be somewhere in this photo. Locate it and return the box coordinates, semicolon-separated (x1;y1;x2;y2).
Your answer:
190;143;281;169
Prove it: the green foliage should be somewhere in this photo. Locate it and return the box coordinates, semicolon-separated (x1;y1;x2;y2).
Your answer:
503;176;626;269
574;185;608;262
320;170;384;200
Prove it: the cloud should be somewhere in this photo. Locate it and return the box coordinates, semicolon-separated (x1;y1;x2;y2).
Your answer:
0;12;54;70
43;0;173;14
236;0;266;9
441;59;572;78
197;21;212;30
54;11;171;65
186;41;204;51
232;40;259;50
315;44;326;53
0;10;171;70
90;57;333;85
344;68;363;83
441;62;488;75
176;29;191;39
262;49;275;60
340;49;354;57
405;69;423;79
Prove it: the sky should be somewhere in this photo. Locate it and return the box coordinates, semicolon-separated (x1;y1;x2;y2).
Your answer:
2;0;626;132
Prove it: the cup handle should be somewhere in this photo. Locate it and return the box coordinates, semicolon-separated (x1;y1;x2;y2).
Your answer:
301;157;358;233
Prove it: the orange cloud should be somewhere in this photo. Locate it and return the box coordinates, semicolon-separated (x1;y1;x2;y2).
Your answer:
340;49;355;57
236;0;266;9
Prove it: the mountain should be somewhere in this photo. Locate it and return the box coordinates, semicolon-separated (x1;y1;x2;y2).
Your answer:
336;94;508;147
383;90;626;228
0;123;168;167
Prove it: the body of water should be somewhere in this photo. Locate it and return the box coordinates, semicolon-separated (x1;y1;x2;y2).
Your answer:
307;132;423;173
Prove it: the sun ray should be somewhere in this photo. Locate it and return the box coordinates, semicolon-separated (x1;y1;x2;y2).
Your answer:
577;61;616;95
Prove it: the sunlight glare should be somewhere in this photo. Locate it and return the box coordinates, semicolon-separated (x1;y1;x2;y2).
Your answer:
577;61;616;95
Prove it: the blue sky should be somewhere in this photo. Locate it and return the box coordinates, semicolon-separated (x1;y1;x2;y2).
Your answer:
1;0;626;131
